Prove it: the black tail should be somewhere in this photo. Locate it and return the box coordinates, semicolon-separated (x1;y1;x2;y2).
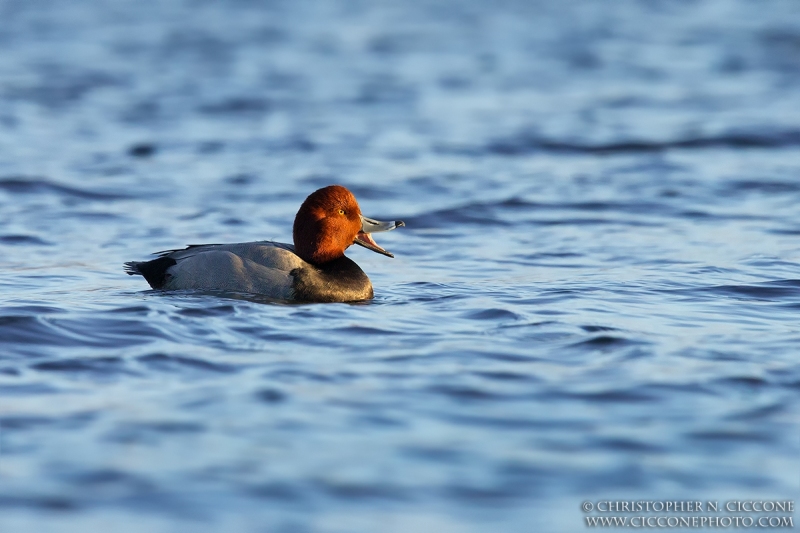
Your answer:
124;257;176;289
124;261;142;276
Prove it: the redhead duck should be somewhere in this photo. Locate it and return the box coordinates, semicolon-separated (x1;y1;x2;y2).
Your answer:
125;185;404;302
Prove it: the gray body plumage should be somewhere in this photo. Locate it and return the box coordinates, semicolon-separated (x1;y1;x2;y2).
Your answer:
125;241;374;302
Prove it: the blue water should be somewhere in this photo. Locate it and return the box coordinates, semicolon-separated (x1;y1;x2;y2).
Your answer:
1;0;799;531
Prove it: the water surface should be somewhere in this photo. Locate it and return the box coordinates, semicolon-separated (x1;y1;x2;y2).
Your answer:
0;0;799;531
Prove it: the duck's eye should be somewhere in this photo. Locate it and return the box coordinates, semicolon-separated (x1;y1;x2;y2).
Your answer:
338;209;346;215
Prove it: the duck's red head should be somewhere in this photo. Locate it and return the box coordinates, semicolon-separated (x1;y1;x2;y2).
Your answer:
292;185;404;265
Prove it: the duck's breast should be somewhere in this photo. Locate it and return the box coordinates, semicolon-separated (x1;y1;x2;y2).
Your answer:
290;256;373;302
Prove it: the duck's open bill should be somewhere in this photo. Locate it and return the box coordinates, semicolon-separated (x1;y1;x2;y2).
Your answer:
354;216;405;258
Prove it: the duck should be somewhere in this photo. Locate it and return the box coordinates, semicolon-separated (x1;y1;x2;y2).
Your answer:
125;185;404;302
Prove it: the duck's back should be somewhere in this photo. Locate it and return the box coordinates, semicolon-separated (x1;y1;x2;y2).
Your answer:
125;241;373;302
